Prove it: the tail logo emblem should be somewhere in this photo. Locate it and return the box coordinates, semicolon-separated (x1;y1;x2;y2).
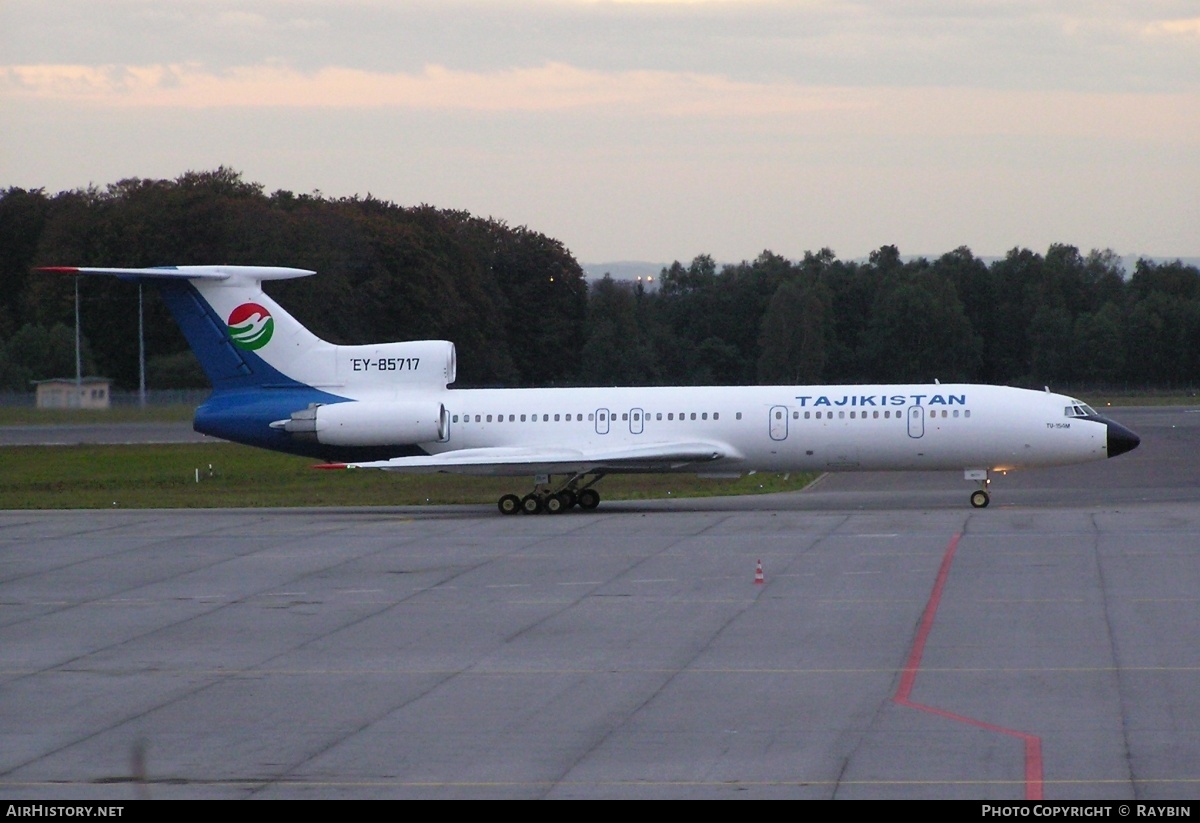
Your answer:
227;303;274;351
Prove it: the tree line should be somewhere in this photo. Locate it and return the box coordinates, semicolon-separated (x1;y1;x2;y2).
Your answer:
1;169;1197;393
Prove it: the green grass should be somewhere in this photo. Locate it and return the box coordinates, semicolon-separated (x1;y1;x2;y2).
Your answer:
0;442;819;510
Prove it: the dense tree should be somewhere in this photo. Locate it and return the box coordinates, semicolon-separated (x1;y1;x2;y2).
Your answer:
860;271;982;383
757;279;830;384
0;323;94;390
578;276;659;386
5;170;1200;395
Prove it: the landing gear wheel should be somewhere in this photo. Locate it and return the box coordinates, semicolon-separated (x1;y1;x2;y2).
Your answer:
498;494;521;515
577;488;601;511
521;494;544;515
970;490;990;509
545;493;567;514
560;490;578;509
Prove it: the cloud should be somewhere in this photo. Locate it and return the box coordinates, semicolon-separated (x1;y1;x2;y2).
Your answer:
2;61;1196;145
1143;17;1200;38
0;61;859;112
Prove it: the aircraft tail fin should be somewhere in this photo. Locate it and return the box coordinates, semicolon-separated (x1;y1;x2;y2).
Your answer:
39;266;329;392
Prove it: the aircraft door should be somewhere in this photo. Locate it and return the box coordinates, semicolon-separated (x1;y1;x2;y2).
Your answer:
595;408;611;435
769;405;789;441
629;408;644;435
907;405;925;438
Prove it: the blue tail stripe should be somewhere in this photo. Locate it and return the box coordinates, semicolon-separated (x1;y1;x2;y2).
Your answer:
156;279;302;391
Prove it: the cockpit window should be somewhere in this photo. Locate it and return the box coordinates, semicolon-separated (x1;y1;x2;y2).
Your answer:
1065;403;1099;418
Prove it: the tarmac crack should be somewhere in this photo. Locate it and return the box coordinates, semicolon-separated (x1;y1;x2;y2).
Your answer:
1091;511;1139;798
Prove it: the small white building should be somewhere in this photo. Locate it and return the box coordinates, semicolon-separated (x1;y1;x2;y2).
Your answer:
32;378;113;409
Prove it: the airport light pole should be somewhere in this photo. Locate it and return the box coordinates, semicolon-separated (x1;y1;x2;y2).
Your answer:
74;275;82;408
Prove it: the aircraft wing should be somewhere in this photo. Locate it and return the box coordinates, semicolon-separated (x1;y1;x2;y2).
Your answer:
322;441;741;476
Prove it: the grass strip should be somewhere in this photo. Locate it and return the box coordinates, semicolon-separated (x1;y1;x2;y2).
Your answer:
0;442;819;509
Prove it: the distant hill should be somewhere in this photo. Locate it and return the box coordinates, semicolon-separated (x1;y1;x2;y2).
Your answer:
580;261;666;283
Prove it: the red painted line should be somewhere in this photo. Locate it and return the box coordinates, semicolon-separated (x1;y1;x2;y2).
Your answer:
893;531;1044;800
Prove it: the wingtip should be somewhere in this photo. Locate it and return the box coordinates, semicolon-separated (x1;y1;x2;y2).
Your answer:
36;266;80;274
312;462;349;470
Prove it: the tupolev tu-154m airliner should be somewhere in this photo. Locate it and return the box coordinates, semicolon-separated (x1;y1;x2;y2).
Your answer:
41;265;1141;513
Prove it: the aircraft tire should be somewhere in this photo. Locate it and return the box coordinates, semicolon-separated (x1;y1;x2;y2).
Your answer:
545;494;566;514
970;490;990;509
521;494;544;514
578;489;601;510
498;494;521;515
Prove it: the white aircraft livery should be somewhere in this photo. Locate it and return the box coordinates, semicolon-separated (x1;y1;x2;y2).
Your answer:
43;265;1140;514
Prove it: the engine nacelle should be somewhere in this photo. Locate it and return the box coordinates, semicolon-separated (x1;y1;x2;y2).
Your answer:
281;400;448;446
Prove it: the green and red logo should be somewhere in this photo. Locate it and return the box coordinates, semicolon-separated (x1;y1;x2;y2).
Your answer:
227;303;274;351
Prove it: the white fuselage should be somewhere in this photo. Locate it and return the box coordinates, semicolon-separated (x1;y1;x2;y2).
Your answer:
377;383;1107;476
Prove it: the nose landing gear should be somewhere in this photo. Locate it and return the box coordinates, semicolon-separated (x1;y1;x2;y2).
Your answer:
966;468;991;508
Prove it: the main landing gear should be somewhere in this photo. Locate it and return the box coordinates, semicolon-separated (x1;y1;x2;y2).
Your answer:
497;474;604;515
966;469;991;508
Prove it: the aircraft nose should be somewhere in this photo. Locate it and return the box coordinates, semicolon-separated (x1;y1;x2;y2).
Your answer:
1105;418;1140;458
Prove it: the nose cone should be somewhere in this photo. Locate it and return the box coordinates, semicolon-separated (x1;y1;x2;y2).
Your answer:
1105;418;1141;458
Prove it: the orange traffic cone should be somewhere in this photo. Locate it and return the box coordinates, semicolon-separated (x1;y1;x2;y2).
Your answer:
754;560;764;585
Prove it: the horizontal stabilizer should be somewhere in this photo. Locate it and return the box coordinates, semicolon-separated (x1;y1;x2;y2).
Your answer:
38;265;314;281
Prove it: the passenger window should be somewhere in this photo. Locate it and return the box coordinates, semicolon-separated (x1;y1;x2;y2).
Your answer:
520;414;526;422
736;412;742;420
554;414;560;421
690;413;696;420
657;413;663;421
965;410;971;418
838;411;844;419
850;411;856;419
873;411;879;419
452;414;459;423
474;415;481;422
775;411;782;420
804;411;811;419
668;413;674;420
486;414;493;422
509;414;515;422
702;412;708;420
793;411;799;419
713;412;719;420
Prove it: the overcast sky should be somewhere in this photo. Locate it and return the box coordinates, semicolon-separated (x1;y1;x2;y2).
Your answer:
2;1;1197;264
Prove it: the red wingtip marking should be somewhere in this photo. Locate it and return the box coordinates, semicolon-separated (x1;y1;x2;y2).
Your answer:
312;463;348;470
37;266;81;273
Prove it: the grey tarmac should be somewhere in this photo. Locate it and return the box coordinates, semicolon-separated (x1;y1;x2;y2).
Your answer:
1;406;1198;799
